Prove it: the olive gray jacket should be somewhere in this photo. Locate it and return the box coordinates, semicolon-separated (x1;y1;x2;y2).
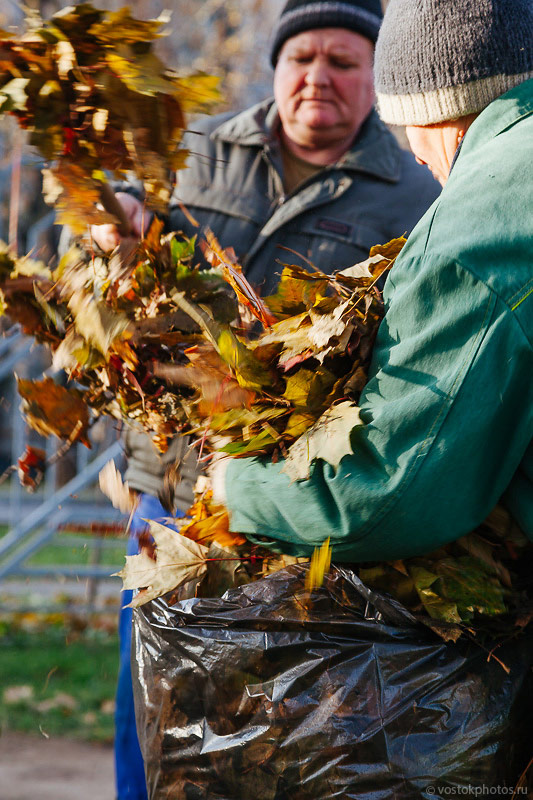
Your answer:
169;99;440;293
124;99;440;503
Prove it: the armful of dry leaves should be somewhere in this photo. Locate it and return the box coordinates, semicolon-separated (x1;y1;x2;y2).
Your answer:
2;221;402;607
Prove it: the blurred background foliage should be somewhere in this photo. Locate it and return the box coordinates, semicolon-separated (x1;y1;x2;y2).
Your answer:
0;0;284;254
0;0;285;113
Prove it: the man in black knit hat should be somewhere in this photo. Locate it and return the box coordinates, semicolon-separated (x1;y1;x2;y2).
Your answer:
271;0;382;63
270;2;381;196
97;0;437;284
91;3;439;798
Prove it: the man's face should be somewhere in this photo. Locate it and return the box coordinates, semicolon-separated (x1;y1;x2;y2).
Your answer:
274;28;375;152
405;125;449;185
405;117;477;186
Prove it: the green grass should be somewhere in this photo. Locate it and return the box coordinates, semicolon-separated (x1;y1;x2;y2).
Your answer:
26;536;126;569
0;521;124;744
0;523;126;569
0;618;119;743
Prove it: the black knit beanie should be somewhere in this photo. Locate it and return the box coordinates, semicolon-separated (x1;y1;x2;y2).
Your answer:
271;0;383;66
374;0;533;126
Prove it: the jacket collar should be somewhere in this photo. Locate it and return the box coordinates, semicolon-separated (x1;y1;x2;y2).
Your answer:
211;98;402;183
459;78;533;160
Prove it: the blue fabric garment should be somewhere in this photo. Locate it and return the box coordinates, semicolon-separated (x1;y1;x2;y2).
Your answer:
115;494;183;800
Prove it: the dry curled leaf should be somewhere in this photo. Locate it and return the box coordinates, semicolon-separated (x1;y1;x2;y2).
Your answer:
114;522;209;608
282;402;363;482
179;494;246;549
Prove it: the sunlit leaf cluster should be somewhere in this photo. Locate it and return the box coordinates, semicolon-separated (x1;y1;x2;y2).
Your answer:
0;224;402;463
0;4;220;231
158;234;404;478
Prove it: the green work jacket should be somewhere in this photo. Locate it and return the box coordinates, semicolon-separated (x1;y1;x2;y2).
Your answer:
224;80;533;560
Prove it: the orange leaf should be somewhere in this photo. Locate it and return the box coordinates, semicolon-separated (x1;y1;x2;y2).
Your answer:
180;493;246;548
202;230;277;328
17;377;91;447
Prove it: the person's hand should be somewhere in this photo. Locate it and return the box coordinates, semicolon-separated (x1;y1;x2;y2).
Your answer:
91;192;152;251
208;455;230;506
207;436;233;506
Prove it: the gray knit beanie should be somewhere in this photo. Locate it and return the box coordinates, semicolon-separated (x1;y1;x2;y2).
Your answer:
271;0;383;67
374;0;533;126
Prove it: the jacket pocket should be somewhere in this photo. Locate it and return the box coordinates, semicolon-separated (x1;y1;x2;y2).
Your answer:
300;220;386;272
173;186;269;228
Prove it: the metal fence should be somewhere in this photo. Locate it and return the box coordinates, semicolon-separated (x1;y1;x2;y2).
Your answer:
0;328;126;612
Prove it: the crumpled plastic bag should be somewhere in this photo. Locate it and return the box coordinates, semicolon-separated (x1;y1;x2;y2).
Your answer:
132;565;533;799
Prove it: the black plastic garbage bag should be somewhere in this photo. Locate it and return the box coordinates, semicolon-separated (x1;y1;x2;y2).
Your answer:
132;565;533;799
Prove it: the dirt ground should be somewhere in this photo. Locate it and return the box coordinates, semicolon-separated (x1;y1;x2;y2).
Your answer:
0;731;115;800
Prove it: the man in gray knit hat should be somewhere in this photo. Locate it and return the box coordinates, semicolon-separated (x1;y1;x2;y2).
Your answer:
375;0;533;182
213;0;533;584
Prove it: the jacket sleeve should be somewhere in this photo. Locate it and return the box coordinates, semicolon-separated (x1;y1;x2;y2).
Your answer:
223;253;533;561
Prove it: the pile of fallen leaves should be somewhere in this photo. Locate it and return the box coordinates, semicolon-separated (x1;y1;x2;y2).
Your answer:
0;3;219;232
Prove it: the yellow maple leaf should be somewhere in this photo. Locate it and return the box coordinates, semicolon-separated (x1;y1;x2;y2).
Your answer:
305;538;332;591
